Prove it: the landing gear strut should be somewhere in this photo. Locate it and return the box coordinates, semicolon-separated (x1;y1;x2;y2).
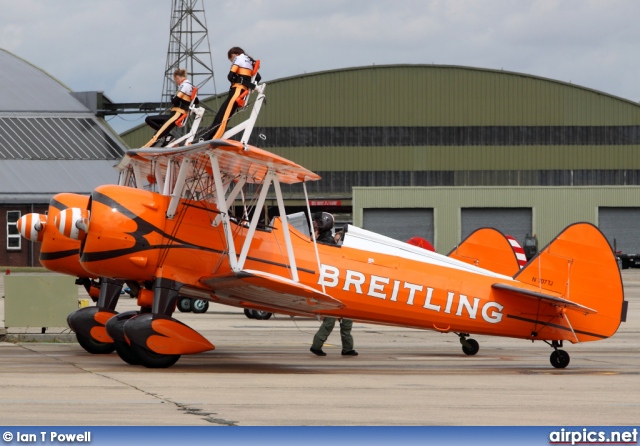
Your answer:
127;279;182;368
457;333;480;356
547;340;570;369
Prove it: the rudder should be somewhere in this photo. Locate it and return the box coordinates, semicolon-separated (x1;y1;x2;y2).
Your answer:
514;222;625;341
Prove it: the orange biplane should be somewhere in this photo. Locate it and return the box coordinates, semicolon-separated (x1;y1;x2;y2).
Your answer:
21;79;626;369
50;127;627;369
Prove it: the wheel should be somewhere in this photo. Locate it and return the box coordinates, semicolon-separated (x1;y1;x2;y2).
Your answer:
244;308;256;319
177;297;193;313
192;299;209;314
75;332;116;354
550;349;570;369
253;310;272;320
130;344;181;369
114;340;140;365
461;338;480;356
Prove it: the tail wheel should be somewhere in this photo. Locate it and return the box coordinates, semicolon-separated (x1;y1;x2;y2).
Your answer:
130;344;181;369
461;338;480;356
75;333;115;354
177;297;193;313
244;309;256;319
192;299;209;314
550;349;570;369
114;340;140;365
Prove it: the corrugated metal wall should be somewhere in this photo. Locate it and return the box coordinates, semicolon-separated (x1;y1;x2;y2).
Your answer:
352;186;640;253
461;208;532;244
268;146;640;172
363;208;434;242
252;66;640;127
598;208;640;253
121;64;640;139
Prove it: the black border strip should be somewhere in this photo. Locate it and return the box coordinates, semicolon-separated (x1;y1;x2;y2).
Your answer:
506;314;607;339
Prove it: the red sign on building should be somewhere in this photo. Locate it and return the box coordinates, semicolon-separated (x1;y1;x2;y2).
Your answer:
309;200;342;206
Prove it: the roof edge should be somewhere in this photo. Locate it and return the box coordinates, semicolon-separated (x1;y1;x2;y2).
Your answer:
1;48;74;92
264;64;640;109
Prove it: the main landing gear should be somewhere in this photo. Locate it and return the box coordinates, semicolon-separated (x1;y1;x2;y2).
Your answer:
68;278;124;355
244;308;273;320
547;340;570;369
457;333;480;356
177;297;210;313
108;278;214;369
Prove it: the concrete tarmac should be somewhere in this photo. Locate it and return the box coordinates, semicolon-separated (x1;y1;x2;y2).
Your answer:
0;270;638;426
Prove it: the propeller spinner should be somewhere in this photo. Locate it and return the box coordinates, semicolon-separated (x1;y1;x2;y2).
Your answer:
54;208;90;241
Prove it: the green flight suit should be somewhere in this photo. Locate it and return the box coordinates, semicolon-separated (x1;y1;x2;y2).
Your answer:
311;317;354;352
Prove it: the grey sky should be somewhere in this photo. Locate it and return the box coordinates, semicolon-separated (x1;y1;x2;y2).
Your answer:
2;0;639;133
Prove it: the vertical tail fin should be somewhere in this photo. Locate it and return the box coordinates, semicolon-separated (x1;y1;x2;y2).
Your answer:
514;222;625;341
448;228;521;276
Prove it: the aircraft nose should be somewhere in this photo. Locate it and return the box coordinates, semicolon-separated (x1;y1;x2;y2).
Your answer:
54;208;90;241
17;213;47;242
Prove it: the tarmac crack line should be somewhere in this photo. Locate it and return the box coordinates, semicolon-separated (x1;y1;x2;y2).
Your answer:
15;344;238;426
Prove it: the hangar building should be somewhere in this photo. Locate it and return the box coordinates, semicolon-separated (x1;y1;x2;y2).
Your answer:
121;64;640;254
0;49;126;267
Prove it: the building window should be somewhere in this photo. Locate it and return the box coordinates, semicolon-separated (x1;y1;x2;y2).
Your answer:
6;210;21;250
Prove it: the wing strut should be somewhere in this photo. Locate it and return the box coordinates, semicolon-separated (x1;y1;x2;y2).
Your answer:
212;175;247;227
132;162;143;189
167;158;192;219
273;173;299;282
162;159;173;195
562;312;580;344
154;159;164;193
209;152;239;271
235;169;272;271
303;181;324;292
206;155;301;281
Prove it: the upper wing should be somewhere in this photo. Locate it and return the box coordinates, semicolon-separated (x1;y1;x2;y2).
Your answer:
125;138;320;185
191;269;343;316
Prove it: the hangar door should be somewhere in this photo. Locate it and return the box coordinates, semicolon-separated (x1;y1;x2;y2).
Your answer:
598;207;640;253
363;208;434;243
461;208;532;246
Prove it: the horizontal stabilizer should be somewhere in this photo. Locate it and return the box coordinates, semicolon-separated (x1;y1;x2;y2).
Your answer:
492;283;597;315
199;269;343;314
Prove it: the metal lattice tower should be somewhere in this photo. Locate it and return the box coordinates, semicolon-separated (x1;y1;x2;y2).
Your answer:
161;0;217;110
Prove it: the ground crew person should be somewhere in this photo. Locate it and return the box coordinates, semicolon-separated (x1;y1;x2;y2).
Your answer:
309;212;358;357
311;318;358;357
143;68;197;147
201;47;261;140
